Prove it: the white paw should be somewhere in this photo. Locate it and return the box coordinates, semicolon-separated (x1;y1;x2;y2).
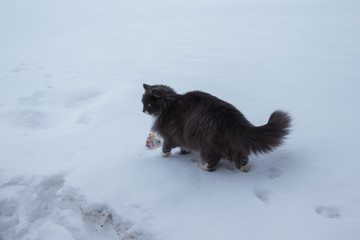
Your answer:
162;152;171;158
240;164;250;173
198;162;210;171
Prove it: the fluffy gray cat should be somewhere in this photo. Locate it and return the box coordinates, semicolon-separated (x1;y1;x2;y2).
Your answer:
142;84;291;172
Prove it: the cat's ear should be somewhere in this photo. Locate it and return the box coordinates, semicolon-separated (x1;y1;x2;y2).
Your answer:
152;89;162;99
143;84;151;90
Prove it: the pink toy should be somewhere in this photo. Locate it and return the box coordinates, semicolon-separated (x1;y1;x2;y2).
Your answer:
146;133;162;149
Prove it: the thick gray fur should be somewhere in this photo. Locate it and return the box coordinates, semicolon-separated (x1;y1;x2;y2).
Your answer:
142;84;292;172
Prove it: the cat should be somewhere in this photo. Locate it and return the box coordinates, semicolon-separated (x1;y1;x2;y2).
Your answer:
142;84;292;172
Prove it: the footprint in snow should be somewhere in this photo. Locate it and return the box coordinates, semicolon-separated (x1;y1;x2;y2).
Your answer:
254;188;275;204
18;91;50;106
64;91;104;109
11;63;26;73
267;167;283;179
76;112;96;125
12;110;52;129
315;206;341;219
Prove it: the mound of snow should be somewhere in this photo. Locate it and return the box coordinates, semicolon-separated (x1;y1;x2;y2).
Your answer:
0;174;151;240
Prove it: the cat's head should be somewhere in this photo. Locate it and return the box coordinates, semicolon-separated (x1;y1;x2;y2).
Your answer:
142;84;177;116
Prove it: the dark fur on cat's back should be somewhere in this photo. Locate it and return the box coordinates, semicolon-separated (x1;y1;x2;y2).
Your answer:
142;84;292;172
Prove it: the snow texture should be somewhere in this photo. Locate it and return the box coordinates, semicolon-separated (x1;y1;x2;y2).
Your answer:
1;0;360;239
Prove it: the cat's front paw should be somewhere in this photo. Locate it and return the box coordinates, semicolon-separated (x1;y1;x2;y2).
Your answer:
162;151;171;158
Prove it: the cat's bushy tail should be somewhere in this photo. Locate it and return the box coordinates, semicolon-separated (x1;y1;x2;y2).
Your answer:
245;110;292;155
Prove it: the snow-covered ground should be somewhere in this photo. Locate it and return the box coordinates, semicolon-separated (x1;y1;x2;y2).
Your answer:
1;0;360;239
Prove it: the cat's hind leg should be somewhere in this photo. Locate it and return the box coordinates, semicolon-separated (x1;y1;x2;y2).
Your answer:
198;151;221;172
235;155;250;172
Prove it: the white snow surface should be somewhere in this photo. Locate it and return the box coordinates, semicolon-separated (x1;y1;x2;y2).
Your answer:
1;0;360;239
